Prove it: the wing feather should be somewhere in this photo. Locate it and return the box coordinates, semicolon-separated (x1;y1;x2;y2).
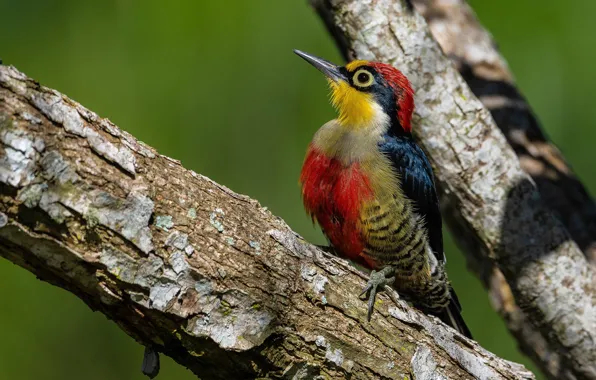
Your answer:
379;136;444;262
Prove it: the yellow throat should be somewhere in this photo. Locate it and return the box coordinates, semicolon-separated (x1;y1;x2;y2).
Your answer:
329;80;375;128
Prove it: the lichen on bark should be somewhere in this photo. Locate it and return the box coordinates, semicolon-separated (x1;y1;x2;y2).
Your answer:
310;0;596;379
0;64;534;379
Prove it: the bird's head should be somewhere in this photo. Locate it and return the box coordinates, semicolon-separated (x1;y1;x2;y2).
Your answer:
295;50;414;134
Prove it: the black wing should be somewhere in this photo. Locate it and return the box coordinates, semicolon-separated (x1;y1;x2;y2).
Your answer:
379;136;444;262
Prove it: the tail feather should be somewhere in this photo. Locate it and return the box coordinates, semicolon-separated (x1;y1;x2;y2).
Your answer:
435;288;473;339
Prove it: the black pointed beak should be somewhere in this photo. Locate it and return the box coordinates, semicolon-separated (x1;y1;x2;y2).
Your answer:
294;50;347;83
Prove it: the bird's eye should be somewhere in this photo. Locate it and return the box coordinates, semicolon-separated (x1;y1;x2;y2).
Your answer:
353;69;374;87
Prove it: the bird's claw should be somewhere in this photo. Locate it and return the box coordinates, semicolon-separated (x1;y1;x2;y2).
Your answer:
359;267;396;321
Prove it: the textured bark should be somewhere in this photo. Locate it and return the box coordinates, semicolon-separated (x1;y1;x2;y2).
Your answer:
413;0;596;266
309;1;596;380
410;0;596;378
0;65;535;379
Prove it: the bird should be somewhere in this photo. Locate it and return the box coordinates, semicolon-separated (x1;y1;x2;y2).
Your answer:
295;49;472;338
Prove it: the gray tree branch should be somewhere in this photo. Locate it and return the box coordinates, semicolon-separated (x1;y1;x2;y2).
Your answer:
309;1;596;379
0;65;534;379
413;0;596;266
410;1;596;378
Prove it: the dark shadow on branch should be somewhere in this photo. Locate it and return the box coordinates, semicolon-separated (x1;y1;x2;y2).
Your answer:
458;62;596;260
498;178;581;379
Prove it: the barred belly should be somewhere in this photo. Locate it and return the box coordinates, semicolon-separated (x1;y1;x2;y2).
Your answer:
360;195;426;273
360;196;450;311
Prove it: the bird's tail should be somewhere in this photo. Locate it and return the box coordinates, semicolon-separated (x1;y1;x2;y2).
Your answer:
434;288;473;339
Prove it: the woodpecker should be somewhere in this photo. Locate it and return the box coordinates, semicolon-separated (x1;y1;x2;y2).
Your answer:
295;50;472;338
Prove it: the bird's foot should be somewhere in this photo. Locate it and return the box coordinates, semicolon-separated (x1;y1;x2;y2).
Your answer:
359;266;396;321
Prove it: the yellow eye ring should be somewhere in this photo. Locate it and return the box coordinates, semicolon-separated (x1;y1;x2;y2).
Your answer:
352;69;374;87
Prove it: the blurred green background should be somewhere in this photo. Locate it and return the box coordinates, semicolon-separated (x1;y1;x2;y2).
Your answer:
1;0;595;379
